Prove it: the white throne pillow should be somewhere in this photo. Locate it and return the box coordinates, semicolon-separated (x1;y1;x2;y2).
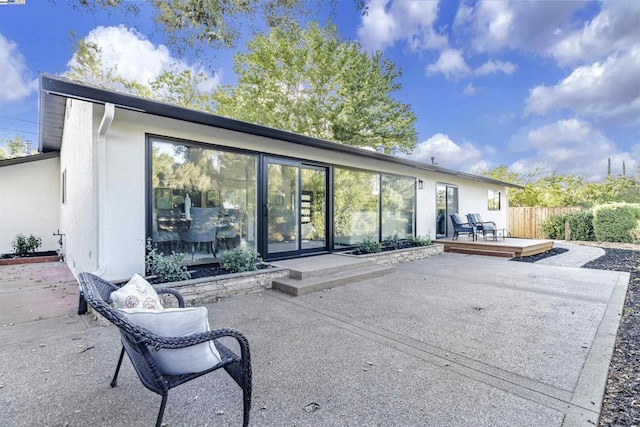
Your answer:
110;274;164;311
120;306;222;375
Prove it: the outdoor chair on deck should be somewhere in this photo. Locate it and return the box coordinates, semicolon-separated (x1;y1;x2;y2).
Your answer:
450;213;475;240
77;272;252;427
466;213;497;240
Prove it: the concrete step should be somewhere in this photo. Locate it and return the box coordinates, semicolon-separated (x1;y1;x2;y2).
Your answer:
272;254;374;280
272;264;395;296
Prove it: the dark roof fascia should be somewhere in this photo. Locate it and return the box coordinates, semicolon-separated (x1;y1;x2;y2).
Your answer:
39;73;521;189
0;151;60;168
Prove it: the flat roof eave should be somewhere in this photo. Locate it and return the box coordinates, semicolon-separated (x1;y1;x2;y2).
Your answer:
38;73;521;189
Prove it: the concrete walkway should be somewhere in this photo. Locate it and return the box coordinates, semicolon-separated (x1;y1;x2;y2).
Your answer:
0;244;628;426
537;242;605;268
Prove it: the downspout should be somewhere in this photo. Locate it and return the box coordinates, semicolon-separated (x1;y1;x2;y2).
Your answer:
93;102;115;277
79;102;114;314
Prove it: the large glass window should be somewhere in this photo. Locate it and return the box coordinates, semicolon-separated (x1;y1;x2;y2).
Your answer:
382;175;415;239
150;139;257;263
334;167;380;248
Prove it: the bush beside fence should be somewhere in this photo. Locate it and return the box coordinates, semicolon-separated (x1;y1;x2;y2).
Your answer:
540;210;595;241
593;203;640;243
539;203;640;243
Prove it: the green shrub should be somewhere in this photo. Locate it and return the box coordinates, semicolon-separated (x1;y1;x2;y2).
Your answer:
145;239;191;283
221;247;263;273
540;211;595;241
382;233;402;250
540;215;566;239
355;236;382;254
406;234;432;246
11;234;42;256
565;210;595;241
593;203;640;243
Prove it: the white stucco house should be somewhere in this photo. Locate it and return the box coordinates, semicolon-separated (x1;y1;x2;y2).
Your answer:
0;74;517;280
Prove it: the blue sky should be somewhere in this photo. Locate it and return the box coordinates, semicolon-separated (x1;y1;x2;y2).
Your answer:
0;0;638;181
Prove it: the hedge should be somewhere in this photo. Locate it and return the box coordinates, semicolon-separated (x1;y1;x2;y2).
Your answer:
540;210;595;241
593;203;640;243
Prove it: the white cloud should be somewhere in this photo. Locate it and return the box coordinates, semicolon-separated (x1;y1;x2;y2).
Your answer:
463;83;476;96
475;59;516;76
549;1;640;65
411;133;486;172
525;48;640;123
510;119;637;181
426;49;471;80
455;0;588;54
357;0;447;52
67;25;219;93
0;34;37;103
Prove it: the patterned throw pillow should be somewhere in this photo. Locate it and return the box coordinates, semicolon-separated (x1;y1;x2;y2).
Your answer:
110;274;164;311
119;306;222;375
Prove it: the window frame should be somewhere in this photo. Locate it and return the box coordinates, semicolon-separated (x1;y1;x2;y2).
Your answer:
488;190;501;211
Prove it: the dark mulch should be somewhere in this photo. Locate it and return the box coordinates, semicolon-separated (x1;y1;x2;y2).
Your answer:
0;251;58;259
147;263;273;284
187;264;235;280
582;249;640;426
509;247;569;263
351;243;430;256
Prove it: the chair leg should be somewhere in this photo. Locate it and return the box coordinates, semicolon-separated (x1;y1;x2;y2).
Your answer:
156;394;168;427
243;386;251;427
110;346;126;388
78;292;88;315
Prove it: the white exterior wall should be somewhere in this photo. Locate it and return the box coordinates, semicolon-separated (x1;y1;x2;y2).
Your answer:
63;104;509;280
60;99;97;277
0;157;60;254
93;105;147;281
431;174;509;229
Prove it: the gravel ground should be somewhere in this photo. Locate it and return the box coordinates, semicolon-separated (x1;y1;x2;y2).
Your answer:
581;246;640;426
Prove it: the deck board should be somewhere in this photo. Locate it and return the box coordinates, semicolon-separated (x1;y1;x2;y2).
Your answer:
435;237;554;258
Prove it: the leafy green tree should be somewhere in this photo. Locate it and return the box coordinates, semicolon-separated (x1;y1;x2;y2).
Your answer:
67;0;358;59
138;67;214;111
67;38;214;111
581;175;640;206
67;39;125;89
0;136;29;159
214;22;417;151
481;166;584;207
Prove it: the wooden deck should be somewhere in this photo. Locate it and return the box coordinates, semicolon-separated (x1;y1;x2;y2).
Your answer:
435;237;554;258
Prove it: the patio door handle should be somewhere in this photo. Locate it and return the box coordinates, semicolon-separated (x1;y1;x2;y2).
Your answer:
264;203;269;217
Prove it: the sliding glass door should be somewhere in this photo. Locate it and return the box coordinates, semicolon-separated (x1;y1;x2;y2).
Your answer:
436;183;458;238
264;158;327;258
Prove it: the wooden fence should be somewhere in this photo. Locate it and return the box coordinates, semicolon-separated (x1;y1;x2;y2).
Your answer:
508;207;583;239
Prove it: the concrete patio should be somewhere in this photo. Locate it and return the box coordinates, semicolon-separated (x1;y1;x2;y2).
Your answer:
0;246;628;426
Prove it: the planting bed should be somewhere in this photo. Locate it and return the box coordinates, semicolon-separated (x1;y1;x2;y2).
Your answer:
582;248;640;426
0;251;60;265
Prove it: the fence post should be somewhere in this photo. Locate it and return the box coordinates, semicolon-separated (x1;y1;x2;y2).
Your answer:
564;221;571;241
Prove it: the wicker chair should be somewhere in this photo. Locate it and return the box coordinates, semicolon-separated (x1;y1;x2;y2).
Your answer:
77;272;252;427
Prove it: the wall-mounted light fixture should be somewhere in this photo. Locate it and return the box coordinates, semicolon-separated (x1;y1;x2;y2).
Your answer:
418;179;424;189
